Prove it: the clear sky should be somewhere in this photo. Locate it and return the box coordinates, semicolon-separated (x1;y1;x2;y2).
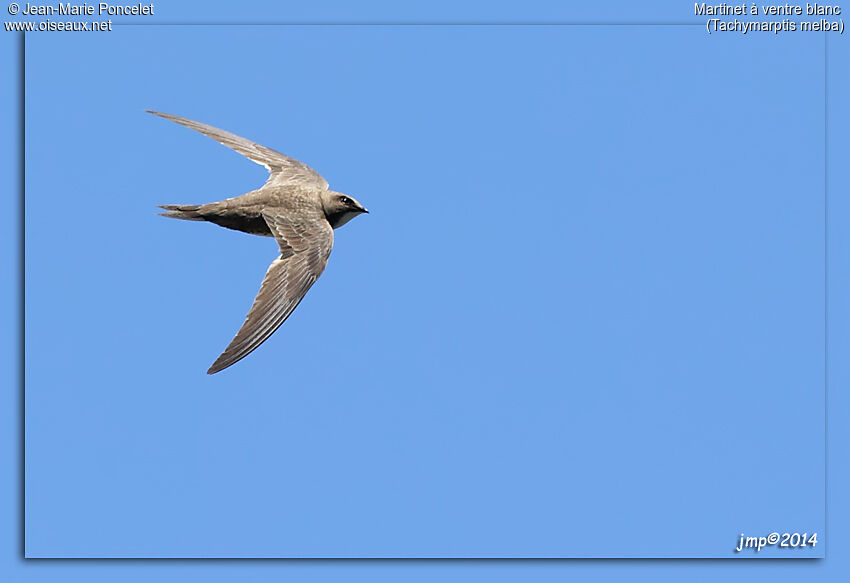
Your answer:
3;0;849;580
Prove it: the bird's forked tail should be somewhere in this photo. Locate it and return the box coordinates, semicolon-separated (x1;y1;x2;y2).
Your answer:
158;204;205;221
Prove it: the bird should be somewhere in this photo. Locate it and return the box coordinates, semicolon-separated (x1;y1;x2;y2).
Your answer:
149;111;369;374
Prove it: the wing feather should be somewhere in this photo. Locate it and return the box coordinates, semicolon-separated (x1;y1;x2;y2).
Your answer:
147;110;329;190
206;212;333;374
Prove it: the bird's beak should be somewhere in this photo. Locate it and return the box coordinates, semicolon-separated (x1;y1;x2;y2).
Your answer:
360;207;370;214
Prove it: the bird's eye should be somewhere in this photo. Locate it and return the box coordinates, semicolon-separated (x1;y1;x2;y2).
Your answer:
339;196;352;205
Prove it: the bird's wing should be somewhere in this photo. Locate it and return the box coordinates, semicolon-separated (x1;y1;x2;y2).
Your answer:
207;212;334;374
147;110;329;190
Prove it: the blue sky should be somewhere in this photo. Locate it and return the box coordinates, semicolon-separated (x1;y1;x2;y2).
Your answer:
3;0;849;580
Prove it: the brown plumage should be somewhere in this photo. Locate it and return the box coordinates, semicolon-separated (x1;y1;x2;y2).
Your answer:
149;111;368;374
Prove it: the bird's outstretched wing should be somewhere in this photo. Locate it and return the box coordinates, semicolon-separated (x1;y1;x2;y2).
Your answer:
147;110;329;190
207;212;334;374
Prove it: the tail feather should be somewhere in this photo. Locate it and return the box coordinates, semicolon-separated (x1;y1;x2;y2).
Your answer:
158;204;205;221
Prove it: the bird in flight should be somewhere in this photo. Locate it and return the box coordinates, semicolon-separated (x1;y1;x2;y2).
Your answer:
149;111;369;374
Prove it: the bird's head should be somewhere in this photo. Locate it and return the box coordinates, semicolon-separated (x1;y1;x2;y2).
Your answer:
321;191;369;229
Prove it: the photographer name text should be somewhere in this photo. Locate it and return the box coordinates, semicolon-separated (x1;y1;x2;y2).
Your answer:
18;2;153;16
